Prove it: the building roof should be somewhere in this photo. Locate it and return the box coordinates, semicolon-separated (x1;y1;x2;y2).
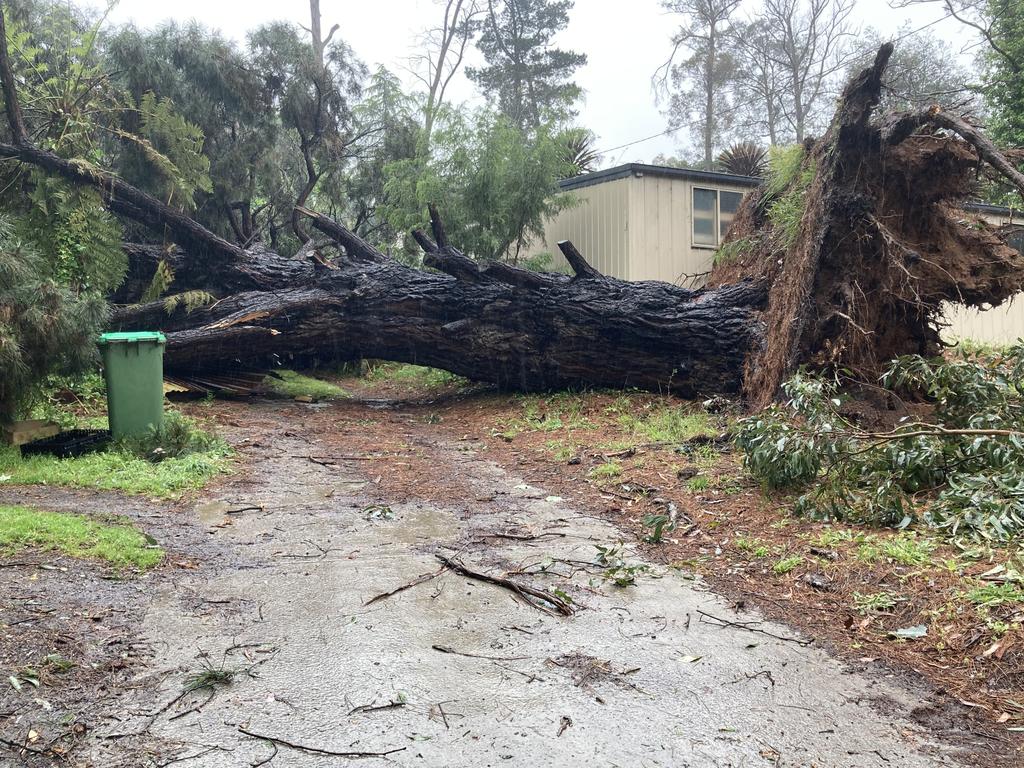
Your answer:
558;163;761;192
559;163;1019;217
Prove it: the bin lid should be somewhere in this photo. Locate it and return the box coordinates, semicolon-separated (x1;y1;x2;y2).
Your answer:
98;331;166;345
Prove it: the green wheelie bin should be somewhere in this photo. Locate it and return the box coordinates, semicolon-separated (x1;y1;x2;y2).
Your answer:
97;332;166;439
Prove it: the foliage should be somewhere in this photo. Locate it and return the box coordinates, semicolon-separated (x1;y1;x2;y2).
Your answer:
0;505;163;570
560;127;600;176
264;370;349;401
114;411;228;462
764;147;816;249
737;349;1024;542
982;0;1024;149
467;0;586;130
383;109;577;263
659;0;742;167
0;217;107;422
643;512;676;543
717;141;768;177
618;405;716;444
713;235;757;266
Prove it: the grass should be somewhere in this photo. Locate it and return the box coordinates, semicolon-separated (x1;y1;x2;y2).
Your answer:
365;362;467;389
264;370;349;401
589;461;622;479
0;441;232;498
0;505;163;570
966;582;1024;608
618;404;717;444
858;533;937;567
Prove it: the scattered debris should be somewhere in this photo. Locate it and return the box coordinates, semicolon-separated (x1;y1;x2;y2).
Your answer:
237;726;406;759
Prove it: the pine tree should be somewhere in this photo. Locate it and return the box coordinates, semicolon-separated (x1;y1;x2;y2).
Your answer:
0;217;107;422
466;0;586;130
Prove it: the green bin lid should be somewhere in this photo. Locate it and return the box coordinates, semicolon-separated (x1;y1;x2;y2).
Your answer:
98;331;166;345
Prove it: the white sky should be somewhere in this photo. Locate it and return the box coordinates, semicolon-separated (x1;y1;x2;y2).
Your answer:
100;0;979;167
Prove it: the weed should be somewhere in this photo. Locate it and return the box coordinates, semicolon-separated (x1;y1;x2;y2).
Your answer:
546;440;579;462
44;654;74;672
115;411;227;462
735;536;772;557
643;513;675;543
594;544;648;586
713;236;757;267
619;405;716;444
264;370;349;401
852;591;900;614
772;555;803;575
859;534;937;567
966;582;1024;608
0;505;163;570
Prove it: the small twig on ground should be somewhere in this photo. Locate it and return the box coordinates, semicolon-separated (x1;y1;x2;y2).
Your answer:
167;688;216;722
225;506;263;515
363;566;445;606
0;735;48;756
435;554;574;616
237;726;406;758
431;644;529;662
696;609;812;646
347;700;407;716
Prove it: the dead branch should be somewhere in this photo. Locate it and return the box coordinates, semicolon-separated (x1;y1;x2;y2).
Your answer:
363;566;446;606
434;554;575;616
237;726;406;758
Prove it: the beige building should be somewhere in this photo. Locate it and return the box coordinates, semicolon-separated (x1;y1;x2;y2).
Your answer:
530;164;1023;345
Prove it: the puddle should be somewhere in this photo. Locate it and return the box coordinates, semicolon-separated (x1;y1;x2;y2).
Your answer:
195;500;231;525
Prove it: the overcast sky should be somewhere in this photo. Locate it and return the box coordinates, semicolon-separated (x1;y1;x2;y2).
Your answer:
101;0;978;167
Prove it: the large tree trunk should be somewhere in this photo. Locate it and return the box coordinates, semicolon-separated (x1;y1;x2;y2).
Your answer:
113;210;768;396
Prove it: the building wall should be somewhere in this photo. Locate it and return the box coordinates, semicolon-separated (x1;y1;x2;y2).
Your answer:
942;208;1023;346
525;176;632;279
626;174;721;283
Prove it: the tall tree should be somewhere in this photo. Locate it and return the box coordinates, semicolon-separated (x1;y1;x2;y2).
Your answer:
758;0;858;142
250;3;366;245
732;18;788;145
466;0;586;130
656;0;742;168
410;0;483;151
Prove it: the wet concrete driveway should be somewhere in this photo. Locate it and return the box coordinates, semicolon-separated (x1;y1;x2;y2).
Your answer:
82;402;967;767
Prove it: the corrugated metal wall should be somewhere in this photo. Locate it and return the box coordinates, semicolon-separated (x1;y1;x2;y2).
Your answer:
524;177;631;278
628;174;753;284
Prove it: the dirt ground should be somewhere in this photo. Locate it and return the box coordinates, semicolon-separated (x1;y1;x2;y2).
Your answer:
1;376;1022;767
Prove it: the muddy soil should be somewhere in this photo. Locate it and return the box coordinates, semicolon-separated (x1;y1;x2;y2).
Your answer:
0;396;1012;767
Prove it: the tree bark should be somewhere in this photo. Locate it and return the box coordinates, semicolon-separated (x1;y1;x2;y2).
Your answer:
112;207;768;397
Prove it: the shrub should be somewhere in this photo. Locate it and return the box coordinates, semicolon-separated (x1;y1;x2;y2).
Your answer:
115;411;226;462
736;348;1024;542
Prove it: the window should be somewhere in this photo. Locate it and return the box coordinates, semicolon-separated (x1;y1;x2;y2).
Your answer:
692;187;743;247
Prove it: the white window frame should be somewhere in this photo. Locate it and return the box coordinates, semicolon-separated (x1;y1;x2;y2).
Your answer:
692;187;742;248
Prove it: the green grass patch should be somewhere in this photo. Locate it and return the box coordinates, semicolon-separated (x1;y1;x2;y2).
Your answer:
365;362;466;389
0;505;163;570
619;404;717;445
0;415;232;501
858;534;937;567
852;591;900;614
589;461;623;479
265;370;349;401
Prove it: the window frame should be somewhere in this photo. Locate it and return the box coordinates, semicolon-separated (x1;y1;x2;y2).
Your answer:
691;186;742;249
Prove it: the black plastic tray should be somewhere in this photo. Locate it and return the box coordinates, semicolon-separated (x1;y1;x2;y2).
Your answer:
21;429;111;459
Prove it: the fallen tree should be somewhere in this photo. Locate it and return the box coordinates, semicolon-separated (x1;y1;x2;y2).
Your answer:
1;19;1022;401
